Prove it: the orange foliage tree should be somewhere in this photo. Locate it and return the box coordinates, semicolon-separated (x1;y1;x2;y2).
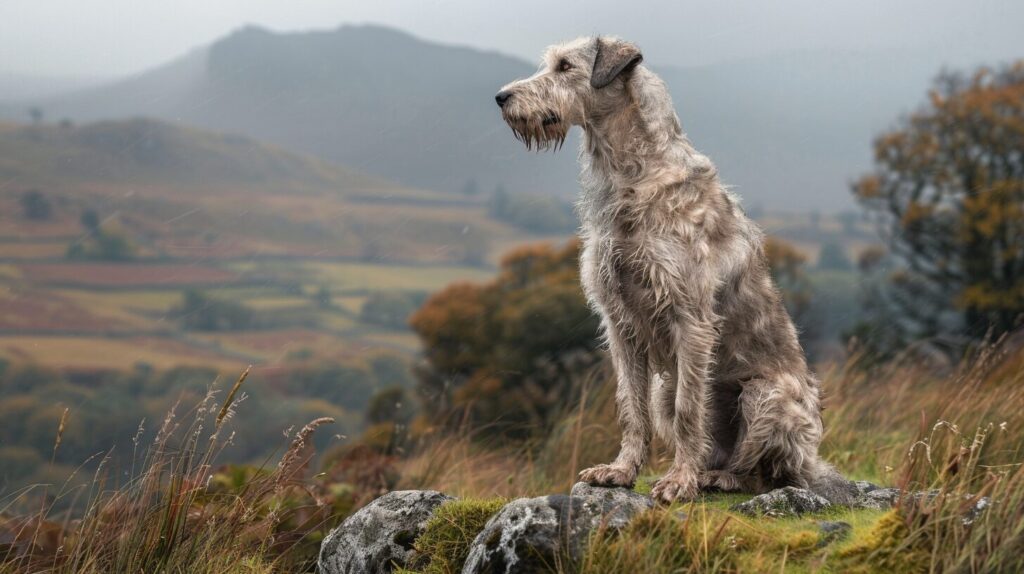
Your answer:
853;62;1024;348
409;240;602;437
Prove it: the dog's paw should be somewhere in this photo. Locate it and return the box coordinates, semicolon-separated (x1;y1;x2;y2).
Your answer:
578;463;636;488
651;468;699;504
698;470;743;492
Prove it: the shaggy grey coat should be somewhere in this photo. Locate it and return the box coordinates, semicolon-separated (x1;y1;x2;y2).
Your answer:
496;37;848;503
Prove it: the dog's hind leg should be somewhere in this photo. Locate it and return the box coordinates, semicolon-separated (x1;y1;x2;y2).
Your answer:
727;374;857;503
730;375;824;489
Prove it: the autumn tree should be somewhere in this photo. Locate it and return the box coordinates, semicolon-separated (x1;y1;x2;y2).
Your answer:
409;240;601;437
852;62;1024;350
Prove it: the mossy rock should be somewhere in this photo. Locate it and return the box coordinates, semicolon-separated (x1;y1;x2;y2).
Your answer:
411;497;508;574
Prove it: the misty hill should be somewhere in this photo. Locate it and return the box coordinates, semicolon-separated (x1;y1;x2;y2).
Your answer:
11;24;954;211
0;117;390;194
21;25;576;201
0;118;532;264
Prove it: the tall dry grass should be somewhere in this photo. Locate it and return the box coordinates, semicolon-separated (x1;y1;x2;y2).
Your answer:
395;366;624;498
828;335;1024;572
822;334;1024;482
0;368;338;573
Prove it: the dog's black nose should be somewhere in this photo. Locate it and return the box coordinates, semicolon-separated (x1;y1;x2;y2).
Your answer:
495;90;512;108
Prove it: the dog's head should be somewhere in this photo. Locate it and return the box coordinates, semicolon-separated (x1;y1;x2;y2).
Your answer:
495;37;643;151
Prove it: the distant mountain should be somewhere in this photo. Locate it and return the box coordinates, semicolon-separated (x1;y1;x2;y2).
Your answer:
7;24;963;210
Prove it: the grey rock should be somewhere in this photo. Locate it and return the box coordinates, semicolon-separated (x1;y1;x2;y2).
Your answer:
462;483;652;574
853;487;901;510
963;496;991;526
568;481;655;529
318;489;453;574
731;486;832;517
817;521;852;547
849;486;990;524
845;483;990;521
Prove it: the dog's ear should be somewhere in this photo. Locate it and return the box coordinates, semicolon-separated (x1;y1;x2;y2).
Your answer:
590;38;643;89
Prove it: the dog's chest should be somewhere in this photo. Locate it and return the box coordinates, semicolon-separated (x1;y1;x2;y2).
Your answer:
582;208;678;314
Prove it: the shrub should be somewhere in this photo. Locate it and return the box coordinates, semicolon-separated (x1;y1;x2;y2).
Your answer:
19;189;52;220
410;240;602;438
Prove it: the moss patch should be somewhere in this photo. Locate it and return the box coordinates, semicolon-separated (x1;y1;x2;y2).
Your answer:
833;509;929;574
578;493;898;573
411;497;507;574
402;490;910;573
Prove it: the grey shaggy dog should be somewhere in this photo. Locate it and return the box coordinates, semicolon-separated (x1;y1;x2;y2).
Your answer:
495;37;852;504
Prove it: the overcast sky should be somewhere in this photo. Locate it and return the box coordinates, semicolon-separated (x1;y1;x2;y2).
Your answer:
2;0;1023;78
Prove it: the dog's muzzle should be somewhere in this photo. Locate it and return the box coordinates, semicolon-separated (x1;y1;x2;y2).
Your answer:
501;109;566;152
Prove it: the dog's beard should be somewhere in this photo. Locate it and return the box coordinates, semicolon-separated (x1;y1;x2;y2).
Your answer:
503;111;567;151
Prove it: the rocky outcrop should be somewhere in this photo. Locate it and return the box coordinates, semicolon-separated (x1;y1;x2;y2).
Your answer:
317;479;990;573
731;480;991;520
317;490;452;574
731;482;901;517
316;484;651;574
460;482;653;574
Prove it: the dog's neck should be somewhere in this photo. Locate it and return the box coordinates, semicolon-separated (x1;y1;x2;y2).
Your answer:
580;67;705;193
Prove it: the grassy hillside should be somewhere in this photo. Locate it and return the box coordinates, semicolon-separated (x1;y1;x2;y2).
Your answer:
0;118;438;199
0;118;363;190
0;118;538;262
0;116;524;379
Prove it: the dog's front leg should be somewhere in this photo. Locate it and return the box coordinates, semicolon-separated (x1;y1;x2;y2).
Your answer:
650;312;718;503
578;317;650;487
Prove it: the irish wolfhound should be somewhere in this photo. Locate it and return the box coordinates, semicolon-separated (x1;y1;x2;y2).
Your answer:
495;37;852;503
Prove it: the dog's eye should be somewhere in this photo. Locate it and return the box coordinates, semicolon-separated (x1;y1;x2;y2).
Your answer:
558;59;573;72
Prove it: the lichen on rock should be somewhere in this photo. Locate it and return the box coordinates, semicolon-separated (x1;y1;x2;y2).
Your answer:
317;489;453;574
730;486;833;517
460;483;652;574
